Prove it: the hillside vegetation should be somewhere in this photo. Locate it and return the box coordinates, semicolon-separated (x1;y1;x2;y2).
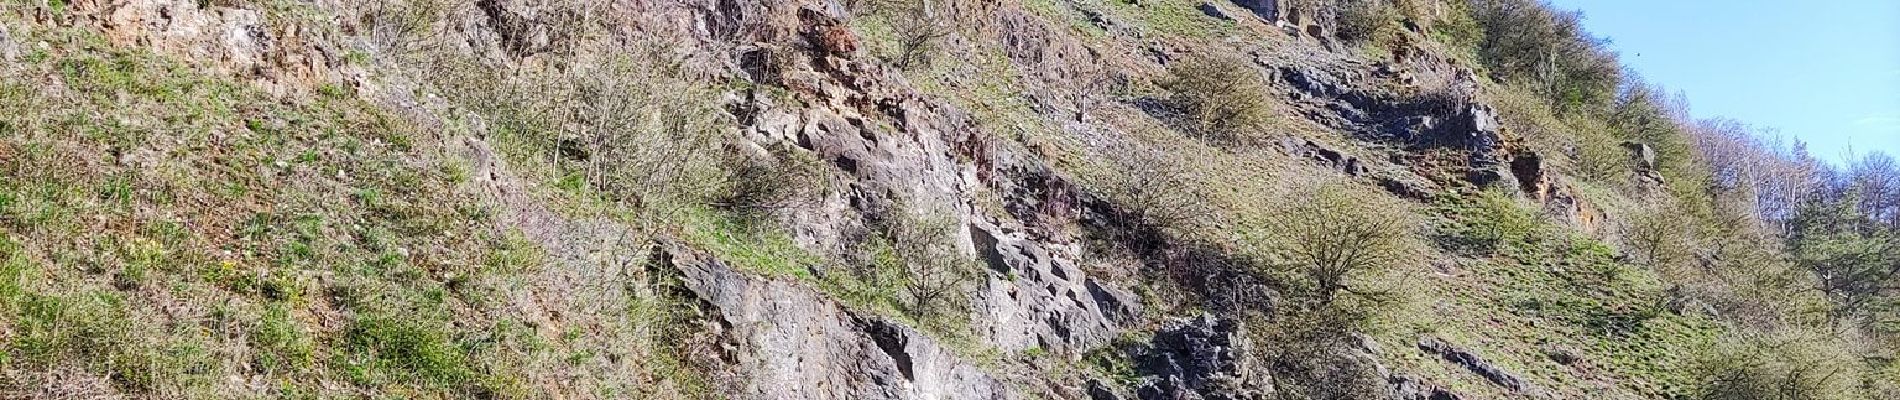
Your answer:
0;0;1895;399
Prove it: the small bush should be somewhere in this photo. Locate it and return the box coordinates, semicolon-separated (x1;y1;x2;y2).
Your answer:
1258;181;1420;306
442;53;733;213
1161;55;1273;143
1623;199;1696;267
869;208;975;321
1336;0;1401;44
1434;189;1544;255
857;0;957;70
350;0;450;56
1255;309;1390;400
714;144;831;214
1096;137;1211;232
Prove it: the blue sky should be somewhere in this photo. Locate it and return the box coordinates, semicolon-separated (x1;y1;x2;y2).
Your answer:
1545;0;1900;164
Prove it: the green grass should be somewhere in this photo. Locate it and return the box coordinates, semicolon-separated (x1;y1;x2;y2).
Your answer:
4;288;184;394
1380;190;1723;399
483;229;548;275
673;205;819;279
0;23;561;398
252;303;316;374
341;314;480;390
1102;0;1236;39
1022;0;1112;39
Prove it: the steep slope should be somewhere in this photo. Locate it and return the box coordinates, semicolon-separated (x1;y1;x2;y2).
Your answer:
1;1;1892;400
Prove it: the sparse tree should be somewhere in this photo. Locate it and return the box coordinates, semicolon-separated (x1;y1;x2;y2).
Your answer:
1101;138;1209;233
352;0;450;57
1625;199;1695;267
859;206;974;320
1849;153;1900;226
1260;182;1418;306
859;0;956;70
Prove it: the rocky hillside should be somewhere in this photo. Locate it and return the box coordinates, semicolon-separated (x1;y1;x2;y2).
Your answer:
1;0;1895;399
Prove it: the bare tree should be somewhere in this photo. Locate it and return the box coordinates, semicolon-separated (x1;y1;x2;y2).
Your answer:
869;207;973;319
859;0;957;70
1096;136;1213;236
1849;153;1900;226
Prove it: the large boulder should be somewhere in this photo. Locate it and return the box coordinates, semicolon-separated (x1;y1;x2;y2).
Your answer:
1621;141;1659;171
1621;141;1667;186
1198;2;1237;21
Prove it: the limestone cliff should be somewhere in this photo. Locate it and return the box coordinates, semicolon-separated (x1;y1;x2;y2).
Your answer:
4;1;1885;400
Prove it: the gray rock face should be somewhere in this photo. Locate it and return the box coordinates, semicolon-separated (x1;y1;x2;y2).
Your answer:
463;2;1143;397
1282;138;1369;177
660;242;1018;400
1233;0;1282;21
1198;2;1236;21
1622;141;1658;170
970;222;1140;353
722;3;1144;362
1130;316;1268;400
1273;49;1511;192
0;24;15;62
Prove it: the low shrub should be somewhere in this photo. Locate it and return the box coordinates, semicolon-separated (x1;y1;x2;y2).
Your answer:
343;314;479;390
1161;55;1273;144
1337;0;1401;45
1433;189;1545;255
871;207;976;321
1691;329;1869;400
1257;181;1421;306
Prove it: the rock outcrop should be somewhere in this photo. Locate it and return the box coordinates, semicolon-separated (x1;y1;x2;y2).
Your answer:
57;0;342;95
0;24;15;62
971;221;1140;353
658;242;1020;400
3;0;1653;398
1129;316;1268;400
1233;0;1282;22
1419;337;1549;398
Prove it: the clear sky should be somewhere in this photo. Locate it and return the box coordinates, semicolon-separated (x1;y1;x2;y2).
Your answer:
1545;0;1900;164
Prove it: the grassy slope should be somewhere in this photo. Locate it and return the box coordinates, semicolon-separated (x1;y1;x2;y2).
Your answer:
0;23;724;399
0;1;1841;400
1385;191;1722;399
992;1;1733;398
